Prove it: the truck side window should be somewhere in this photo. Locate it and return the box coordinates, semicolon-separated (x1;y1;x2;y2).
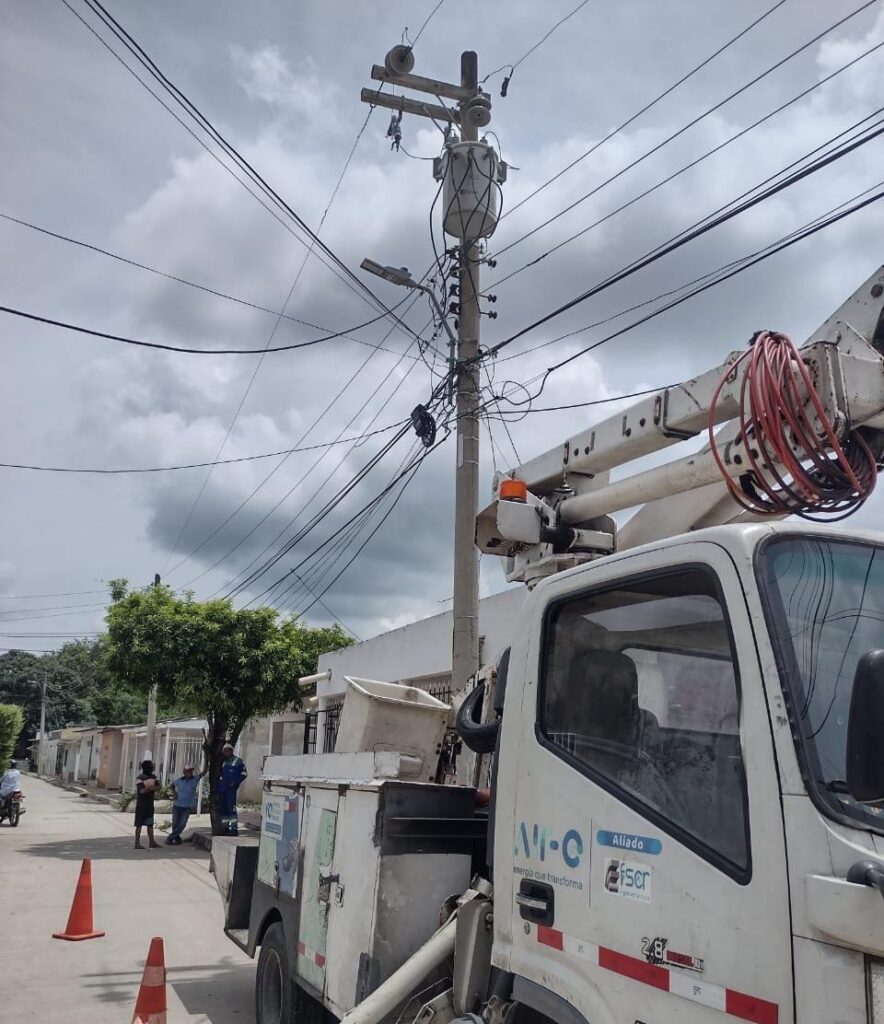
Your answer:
540;568;750;879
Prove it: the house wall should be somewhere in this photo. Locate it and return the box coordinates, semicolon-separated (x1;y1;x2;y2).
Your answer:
238;716;271;803
98;731;123;789
316;587;525;701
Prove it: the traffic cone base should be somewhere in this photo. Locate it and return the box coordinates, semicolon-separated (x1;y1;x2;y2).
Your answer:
132;937;167;1024
52;857;105;941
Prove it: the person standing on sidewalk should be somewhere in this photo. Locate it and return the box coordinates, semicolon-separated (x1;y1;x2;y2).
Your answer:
166;760;206;846
218;742;247;835
134;759;160;850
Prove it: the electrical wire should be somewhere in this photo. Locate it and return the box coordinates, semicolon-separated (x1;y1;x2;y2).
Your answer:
481;0;596;90
62;1;402;330
160;103;381;574
490;37;884;291
0;302;416;355
708;331;877;520
276;439;425;614
0;422;406;474
0;589;107;600
475;179;884;418
190;327;428;594
501;0;790;221
491;0;877;262
411;0;446;47
496;160;884;368
244;431;449;609
164;311;429;583
486;114;884;360
0;213;419;361
68;0;427;347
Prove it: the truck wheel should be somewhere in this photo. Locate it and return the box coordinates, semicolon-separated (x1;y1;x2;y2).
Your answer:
256;923;293;1024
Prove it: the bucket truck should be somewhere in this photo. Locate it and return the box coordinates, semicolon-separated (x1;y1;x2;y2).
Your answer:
218;265;884;1024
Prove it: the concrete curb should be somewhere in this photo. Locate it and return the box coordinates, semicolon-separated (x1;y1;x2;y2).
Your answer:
46;778;124;808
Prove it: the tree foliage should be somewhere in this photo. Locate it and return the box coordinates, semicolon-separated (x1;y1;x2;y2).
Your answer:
104;581;351;832
0;638;150;755
0;704;24;765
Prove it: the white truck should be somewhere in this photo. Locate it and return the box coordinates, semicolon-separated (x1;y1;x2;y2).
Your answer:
218;265;884;1024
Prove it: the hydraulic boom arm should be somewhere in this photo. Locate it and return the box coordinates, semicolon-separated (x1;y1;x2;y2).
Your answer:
478;265;884;582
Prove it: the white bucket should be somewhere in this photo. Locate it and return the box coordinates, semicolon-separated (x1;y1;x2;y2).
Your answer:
334;677;451;781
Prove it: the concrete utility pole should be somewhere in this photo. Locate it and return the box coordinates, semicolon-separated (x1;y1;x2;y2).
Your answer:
360;47;497;693
37;672;47;776
451;51;482;695
145;572;160;759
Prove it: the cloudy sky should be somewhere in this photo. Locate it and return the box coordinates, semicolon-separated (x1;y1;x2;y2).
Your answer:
1;0;883;649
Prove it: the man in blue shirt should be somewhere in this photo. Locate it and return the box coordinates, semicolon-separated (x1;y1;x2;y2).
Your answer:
219;742;247;835
166;762;205;846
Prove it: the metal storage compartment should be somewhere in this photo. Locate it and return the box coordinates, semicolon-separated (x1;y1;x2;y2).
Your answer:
249;754;479;1020
334;677;450;781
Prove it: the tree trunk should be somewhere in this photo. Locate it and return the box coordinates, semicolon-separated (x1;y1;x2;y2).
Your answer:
206;713;229;837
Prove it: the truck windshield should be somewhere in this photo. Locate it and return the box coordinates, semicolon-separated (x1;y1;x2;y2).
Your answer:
760;536;884;832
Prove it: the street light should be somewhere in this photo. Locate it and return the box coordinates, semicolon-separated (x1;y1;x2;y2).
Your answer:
360;257;457;395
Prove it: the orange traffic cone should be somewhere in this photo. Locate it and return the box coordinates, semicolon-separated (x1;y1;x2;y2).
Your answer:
132;937;167;1023
52;858;105;941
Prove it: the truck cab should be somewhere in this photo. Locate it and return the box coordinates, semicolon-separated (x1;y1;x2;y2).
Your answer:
493;522;884;1024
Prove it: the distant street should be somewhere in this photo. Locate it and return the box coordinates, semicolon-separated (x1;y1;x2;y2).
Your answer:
1;777;254;1022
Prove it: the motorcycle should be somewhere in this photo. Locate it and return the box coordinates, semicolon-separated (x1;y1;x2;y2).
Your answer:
0;791;24;827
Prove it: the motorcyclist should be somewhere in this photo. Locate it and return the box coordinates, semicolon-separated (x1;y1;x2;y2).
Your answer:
0;759;22;810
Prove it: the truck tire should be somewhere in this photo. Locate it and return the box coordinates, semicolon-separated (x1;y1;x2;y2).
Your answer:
256;923;293;1024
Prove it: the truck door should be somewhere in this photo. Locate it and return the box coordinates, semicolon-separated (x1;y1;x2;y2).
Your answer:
495;542;792;1024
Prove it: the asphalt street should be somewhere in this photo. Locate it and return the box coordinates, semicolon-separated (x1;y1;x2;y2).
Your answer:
1;776;254;1021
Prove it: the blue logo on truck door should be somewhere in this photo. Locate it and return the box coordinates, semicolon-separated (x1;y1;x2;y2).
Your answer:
597;829;662;855
515;821;584;868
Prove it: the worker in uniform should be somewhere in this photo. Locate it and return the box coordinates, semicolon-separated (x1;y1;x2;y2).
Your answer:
218;742;247;835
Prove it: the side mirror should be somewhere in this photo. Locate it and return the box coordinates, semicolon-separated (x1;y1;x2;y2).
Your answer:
846;650;884;802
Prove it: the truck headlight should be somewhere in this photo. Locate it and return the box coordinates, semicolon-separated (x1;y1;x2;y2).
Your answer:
866;957;884;1022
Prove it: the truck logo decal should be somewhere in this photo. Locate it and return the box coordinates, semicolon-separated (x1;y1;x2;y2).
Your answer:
597;829;662;855
514;822;584;868
535;927;776;1023
603;857;652;903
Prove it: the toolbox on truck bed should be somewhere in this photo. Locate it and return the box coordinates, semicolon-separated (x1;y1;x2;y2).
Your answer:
224;753;482;1020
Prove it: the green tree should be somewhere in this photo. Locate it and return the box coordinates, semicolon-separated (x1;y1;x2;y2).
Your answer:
104;583;350;833
0;704;24;765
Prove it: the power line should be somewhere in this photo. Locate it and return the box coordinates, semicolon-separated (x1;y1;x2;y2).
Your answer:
0;589;107;600
72;0;425;346
501;0;790;221
0;213;419;361
277;437;425;614
0;302;417;355
161;103;381;574
487;114;884;358
490;35;884;290
0;422;405;474
491;0;877;262
199;331;428;597
495;114;884;367
481;0;597;90
62;0;406;330
412;0;446;47
482;182;884;414
243;432;447;609
167;308;434;588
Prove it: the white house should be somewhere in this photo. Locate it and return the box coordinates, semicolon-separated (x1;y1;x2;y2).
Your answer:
307;588;525;752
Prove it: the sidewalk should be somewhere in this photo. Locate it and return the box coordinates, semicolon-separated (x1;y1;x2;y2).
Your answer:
5;776;253;1021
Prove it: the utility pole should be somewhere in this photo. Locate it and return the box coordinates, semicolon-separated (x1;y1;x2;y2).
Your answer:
37;672;47;776
360;46;499;693
145;572;160;759
451;51;482;695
